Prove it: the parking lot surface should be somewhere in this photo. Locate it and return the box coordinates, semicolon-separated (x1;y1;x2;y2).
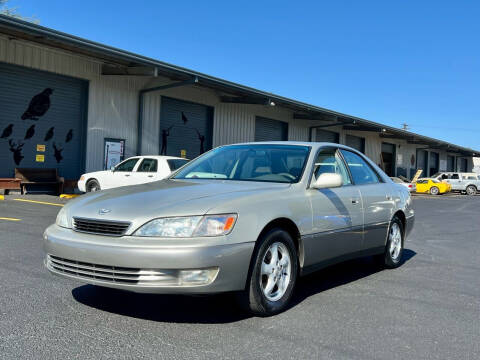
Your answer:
0;195;479;359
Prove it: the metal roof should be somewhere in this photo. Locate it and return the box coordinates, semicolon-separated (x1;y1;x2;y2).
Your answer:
0;14;477;156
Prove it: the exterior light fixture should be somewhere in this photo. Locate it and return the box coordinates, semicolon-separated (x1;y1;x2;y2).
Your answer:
268;99;276;106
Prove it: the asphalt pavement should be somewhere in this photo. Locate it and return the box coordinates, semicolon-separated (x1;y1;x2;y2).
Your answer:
0;195;478;359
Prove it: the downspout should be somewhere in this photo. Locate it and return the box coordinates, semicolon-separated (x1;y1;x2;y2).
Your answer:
136;76;199;155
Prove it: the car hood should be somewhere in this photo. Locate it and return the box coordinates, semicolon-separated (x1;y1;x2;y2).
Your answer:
65;179;290;230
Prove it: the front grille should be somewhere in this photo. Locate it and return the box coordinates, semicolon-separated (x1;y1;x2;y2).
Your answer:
73;217;130;236
46;255;178;286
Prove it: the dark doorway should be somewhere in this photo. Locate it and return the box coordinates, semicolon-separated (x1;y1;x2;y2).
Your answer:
381;142;396;176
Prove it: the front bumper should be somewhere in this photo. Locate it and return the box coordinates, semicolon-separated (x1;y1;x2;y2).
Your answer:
44;225;255;294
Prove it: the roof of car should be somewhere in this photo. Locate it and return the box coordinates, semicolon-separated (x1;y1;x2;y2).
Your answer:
128;155;188;160
225;141;358;151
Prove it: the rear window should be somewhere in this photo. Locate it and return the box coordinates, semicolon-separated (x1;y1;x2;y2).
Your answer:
167;159;189;171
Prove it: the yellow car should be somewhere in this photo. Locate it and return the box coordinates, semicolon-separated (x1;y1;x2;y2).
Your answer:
415;178;451;195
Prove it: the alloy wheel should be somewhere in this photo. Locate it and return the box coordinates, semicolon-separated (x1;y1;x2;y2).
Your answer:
260;242;292;301
389;223;402;261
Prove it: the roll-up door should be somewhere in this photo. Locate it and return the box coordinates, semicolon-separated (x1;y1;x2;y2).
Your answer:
315;129;339;143
254;117;288;141
416;149;428;176
160;97;213;159
345;134;365;153
381;142;396;176
447;155;455;172
0;62;88;179
429;152;439;176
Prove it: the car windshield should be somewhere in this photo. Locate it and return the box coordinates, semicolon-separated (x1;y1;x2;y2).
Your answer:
432;172;442;178
173;144;310;183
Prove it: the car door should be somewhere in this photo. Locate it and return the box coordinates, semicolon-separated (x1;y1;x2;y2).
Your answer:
305;147;364;267
340;149;395;252
129;158;160;185
107;157;140;188
449;173;462;191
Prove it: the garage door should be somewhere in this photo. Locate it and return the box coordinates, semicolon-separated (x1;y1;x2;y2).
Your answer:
315;129;339;143
160;97;213;159
254;117;288;142
0;62;88;179
345;134;365;153
381;142;396;176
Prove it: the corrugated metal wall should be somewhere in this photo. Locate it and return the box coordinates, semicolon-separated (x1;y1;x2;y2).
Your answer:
1;34;473;177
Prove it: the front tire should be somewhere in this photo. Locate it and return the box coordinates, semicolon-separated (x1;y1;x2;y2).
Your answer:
466;185;477;196
430;186;439;195
237;229;298;316
86;179;101;192
380;216;404;269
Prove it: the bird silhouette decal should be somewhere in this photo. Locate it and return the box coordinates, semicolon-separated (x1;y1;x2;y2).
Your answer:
24;124;35;140
65;129;73;143
21;88;54;121
8;140;24;165
44;127;54;141
53;142;63;163
181;112;188;125
1;124;13;139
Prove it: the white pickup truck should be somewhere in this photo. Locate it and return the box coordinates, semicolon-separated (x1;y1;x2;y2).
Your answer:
432;172;480;195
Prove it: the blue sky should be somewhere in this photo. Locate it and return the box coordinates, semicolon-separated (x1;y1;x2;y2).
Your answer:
9;0;480;149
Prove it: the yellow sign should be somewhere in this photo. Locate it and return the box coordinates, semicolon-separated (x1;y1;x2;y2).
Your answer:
180;149;187;158
411;169;423;183
36;144;46;152
36;154;45;162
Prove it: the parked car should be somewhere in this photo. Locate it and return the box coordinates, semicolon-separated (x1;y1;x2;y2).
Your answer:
415;178;451;195
77;156;189;192
44;142;414;316
431;172;480;195
390;177;416;192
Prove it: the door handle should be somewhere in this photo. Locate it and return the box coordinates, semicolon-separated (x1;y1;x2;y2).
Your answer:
351;198;360;205
147;175;154;178
124;174;130;177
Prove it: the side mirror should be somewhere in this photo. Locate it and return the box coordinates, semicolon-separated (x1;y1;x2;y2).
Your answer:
110;166;116;172
311;173;343;189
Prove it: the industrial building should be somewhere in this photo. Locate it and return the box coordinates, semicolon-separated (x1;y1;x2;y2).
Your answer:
0;14;478;182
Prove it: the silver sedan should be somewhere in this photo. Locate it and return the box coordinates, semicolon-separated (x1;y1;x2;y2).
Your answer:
44;142;414;316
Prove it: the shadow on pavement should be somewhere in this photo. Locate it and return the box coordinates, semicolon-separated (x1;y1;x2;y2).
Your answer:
72;249;416;323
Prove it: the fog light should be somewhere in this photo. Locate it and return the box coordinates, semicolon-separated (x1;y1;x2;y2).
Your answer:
178;268;219;286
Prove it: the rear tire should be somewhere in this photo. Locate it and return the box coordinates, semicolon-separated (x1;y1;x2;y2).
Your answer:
379;216;404;269
86;179;101;192
466;185;477;196
236;228;298;316
430;186;439;195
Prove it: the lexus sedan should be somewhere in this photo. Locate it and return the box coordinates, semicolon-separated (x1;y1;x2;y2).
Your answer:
44;142;414;316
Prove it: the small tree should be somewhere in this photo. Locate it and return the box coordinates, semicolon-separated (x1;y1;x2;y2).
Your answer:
1;0;39;23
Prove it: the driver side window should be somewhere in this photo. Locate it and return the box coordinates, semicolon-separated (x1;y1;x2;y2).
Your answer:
313;148;351;185
115;158;138;172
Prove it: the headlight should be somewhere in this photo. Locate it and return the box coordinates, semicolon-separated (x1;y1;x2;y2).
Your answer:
134;214;237;237
55;207;70;228
79;175;85;181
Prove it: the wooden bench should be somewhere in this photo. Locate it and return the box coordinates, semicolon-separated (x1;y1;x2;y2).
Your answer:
0;178;22;195
14;168;64;195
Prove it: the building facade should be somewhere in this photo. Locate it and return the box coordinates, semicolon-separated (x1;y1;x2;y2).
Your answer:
0;15;477;181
